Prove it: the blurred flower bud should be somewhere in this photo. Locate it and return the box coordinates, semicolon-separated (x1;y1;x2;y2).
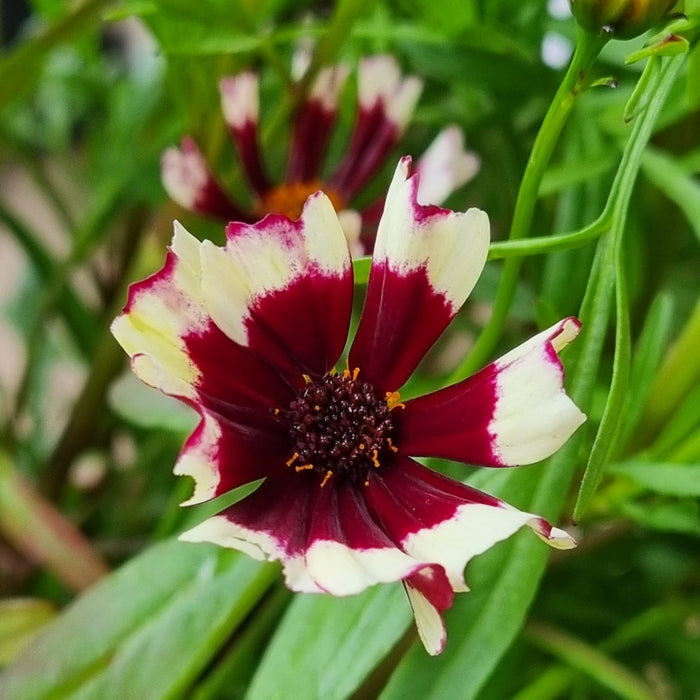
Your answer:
569;0;679;39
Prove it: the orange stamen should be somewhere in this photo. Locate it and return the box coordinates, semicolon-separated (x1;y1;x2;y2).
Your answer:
371;450;380;468
386;391;406;411
295;463;314;472
387;438;398;453
320;470;334;488
286;452;299;467
352;367;360;381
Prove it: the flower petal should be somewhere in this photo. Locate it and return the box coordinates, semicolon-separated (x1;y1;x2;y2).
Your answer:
415;126;481;205
161;137;247;220
220;73;270;196
329;56;423;201
112;221;209;401
399;318;586;466
180;473;430;595
287;65;350;182
175;408;287;505
349;157;490;392
112;221;294;505
404;574;452;656
198;192;353;377
365;457;575;594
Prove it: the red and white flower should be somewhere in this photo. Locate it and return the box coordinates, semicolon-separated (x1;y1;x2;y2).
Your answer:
161;55;479;254
112;157;584;655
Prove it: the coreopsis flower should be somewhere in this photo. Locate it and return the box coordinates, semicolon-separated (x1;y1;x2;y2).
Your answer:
112;158;585;655
161;55;479;254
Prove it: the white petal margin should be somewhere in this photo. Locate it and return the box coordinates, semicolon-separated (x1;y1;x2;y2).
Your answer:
358;55;423;131
304;540;422;595
401;502;576;593
309;65;350;111
416;127;481;205
374;157;490;313
490;317;586;465
219;72;259;129
405;582;446;656
161;139;209;210
173;410;222;506
111;221;207;400
199;192;351;347
180;516;426;596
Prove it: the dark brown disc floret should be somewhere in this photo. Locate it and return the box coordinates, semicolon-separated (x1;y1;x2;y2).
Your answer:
280;369;399;485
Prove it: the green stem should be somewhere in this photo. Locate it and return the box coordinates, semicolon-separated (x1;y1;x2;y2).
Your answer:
0;450;109;591
453;29;608;378
487;213;611;260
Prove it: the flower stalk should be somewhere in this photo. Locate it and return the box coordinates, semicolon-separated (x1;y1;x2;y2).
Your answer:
453;28;609;380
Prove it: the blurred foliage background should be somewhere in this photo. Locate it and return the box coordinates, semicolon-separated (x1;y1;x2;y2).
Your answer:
0;1;698;698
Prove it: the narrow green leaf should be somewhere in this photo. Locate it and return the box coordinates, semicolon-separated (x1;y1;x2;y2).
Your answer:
574;238;631;521
642;147;700;243
524;621;656;700
381;461;574;700
247;584;411;700
0;540;275;700
352;256;372;285
617;292;675;451
608;461;700;496
620;499;700;535
540;154;616;196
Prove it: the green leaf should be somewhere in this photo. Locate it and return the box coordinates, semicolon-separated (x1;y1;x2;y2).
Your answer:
381;460;575;700
608;461;700;497
524;621;656;700
108;371;198;433
619;499;700;536
0;540;275;700
0;599;56;666
642;147;700;243
247;584;411;700
618;292;675;451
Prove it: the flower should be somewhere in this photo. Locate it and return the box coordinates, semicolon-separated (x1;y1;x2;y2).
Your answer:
112;157;585;655
161;55;479;254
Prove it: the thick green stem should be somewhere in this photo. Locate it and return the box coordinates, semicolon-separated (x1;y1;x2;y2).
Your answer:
453;29;608;378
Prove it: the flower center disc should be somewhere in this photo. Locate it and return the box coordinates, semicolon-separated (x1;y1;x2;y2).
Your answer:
285;370;396;484
257;181;345;220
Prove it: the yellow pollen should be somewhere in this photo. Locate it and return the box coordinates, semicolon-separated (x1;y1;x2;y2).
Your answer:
295;463;314;472
386;391;406;411
364;479;369;487
371;450;380;468
343;367;350;379
387;437;398;453
352;367;360;381
286;452;299;467
303;374;312;385
358;443;365;450
257;181;345;220
314;405;321;411
320;470;334;488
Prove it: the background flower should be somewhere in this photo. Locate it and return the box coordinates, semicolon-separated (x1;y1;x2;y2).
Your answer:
161;55;480;253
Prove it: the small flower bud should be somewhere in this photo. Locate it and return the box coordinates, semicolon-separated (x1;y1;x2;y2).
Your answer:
569;0;679;39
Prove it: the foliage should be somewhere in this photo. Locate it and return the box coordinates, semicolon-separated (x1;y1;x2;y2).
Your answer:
0;0;698;698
